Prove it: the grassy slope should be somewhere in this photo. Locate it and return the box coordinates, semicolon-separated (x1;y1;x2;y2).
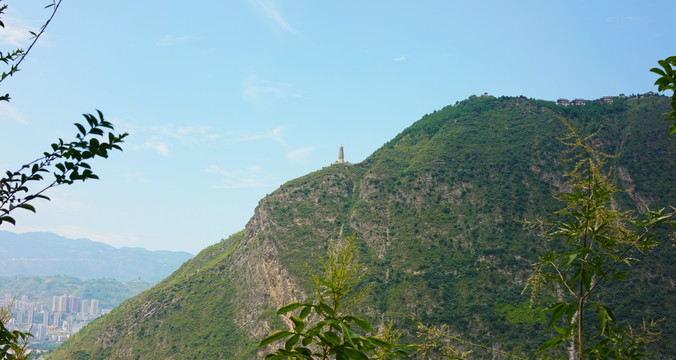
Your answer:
49;95;676;359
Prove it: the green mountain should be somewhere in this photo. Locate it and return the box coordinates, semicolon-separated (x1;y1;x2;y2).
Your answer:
48;95;676;359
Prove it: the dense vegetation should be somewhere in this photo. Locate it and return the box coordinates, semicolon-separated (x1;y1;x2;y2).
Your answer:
48;95;676;359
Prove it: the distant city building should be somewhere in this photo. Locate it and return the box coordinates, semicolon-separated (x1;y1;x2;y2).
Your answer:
90;299;99;315
35;324;47;341
42;310;50;326
68;296;82;314
82;299;89;315
571;98;586;106
3;292;105;345
52;295;65;313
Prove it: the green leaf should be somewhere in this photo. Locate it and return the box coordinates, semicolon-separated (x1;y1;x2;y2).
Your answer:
17;203;36;213
597;304;609;335
535;337;564;356
319;278;335;289
334;346;369;360
318;302;335;317
284;334;300;350
650;67;666;76
74;123;86;136
290;316;305;333
321;331;341;347
545;302;567;329
367;336;391;349
0;216;16;225
348;317;370;332
259;330;293;347
668;123;676;138
301;336;313;346
276;302;303;315
299;305;311;319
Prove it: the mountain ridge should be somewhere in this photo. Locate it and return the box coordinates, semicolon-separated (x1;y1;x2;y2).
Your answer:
0;231;193;282
49;95;676;359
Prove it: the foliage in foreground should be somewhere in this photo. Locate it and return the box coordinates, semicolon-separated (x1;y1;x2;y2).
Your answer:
650;55;676;137
261;235;529;360
0;302;28;360
522;119;675;359
260;235;410;360
0;1;126;357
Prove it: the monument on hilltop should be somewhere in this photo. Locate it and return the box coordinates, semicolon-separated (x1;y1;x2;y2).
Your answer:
334;145;347;164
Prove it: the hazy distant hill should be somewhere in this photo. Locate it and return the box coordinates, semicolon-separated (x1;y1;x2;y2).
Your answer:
50;95;676;359
0;232;193;282
0;275;151;309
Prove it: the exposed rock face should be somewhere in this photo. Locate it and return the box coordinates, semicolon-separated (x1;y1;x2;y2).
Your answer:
49;96;676;359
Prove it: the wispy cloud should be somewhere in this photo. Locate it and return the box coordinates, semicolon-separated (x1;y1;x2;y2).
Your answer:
159;125;216;141
0;17;34;47
233;126;287;146
156;35;198;47
144;136;169;156
243;75;303;102
122;121;222;155
0;102;26;123
254;0;296;34
206;165;274;189
286;146;316;163
393;56;407;62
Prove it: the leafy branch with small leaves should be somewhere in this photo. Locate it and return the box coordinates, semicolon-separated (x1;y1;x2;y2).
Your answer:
0;110;128;226
260;235;410;360
0;301;29;360
522;118;675;359
0;1;127;356
0;0;61;102
650;55;676;137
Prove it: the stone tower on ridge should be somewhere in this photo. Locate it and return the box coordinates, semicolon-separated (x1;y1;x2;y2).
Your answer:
337;145;344;164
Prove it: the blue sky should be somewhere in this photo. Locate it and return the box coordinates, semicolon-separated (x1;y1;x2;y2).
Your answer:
0;0;673;254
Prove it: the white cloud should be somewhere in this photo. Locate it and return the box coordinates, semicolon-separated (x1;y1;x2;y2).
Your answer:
121;121;221;154
393;56;407;62
159;125;214;141
0;18;34;47
156;35;198;47
243;75;303;102
254;0;296;34
144;136;169;156
286;146;316;163
206;165;274;189
234;126;287;146
0;102;26;123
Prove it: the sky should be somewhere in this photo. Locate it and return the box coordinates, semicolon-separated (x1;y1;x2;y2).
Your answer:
0;0;673;255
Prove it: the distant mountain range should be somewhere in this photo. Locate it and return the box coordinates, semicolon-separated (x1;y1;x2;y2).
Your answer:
0;231;193;282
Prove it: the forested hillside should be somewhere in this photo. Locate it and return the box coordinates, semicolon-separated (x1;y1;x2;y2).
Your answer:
48;95;676;359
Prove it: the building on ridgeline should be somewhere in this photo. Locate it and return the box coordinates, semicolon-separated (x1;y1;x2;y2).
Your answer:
334;145;349;165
